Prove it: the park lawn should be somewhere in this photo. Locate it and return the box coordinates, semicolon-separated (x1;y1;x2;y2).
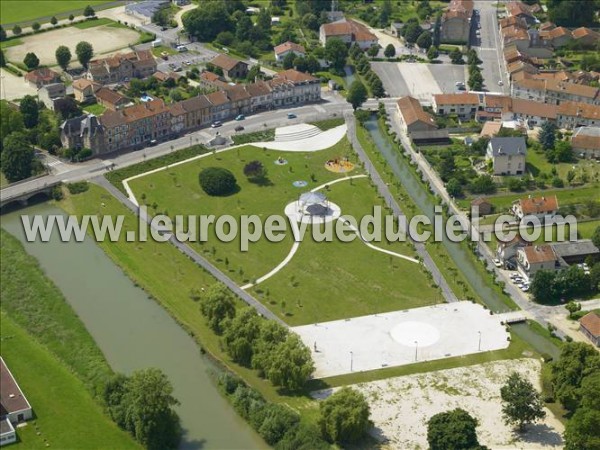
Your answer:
73;17;117;29
83;103;107;116
526;148;600;181
251;177;439;325
128;141;352;285
0;1;112;25
0;315;140;450
0;38;23;49
577;219;600;240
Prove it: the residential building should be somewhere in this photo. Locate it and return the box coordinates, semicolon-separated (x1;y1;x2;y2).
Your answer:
471;197;493;215
552;240;599;266
224;84;252;117
432;92;479;120
507;97;558;127
274;41;306;62
1;357;33;447
440;0;473;44
396;96;438;135
556;101;600;128
480;120;503;137
511;78;600;105
179;95;211;129
198;71;228;90
539;26;572;48
512;195;559;221
37;82;66;110
268;69;321;107
506;1;537;25
60;114;105;152
72;78;101;103
209;54;249;80
86;50;157;84
571;126;600;158
24;67;60;88
496;235;529;265
319;18;378;49
579;312;600;347
572;27;600;48
95;87;129;110
245;80;273;111
517;245;559;280
153;71;182;84
486;137;527;175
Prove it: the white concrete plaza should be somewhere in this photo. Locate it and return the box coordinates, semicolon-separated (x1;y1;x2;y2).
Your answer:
293;302;510;378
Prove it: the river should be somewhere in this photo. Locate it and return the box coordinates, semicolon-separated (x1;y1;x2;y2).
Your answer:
2;203;265;450
363;117;560;359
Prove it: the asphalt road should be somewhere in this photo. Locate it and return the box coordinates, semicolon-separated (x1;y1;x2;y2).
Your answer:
472;1;509;94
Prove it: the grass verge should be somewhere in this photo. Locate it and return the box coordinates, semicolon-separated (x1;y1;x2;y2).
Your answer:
231;128;275;145
309;117;345;131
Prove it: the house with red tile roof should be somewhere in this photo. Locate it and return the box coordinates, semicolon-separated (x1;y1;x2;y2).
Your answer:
24;67;61;88
512;195;559;221
579;312;600;347
274;41;306;62
396;96;438;134
517;245;559;280
319;18;378;49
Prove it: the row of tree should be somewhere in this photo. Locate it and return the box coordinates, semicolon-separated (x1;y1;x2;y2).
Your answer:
531;265;598;304
467;49;483;91
21;41;93;71
0;5;95;40
199;283;314;391
350;43;385;98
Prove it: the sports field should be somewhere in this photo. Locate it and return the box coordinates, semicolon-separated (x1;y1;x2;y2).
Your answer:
0;1;112;25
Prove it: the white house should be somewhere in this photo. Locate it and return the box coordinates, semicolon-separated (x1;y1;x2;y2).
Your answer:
1;357;33;446
512;195;559;222
517;245;559;280
274;41;306;62
486;137;527;176
319;18;378;49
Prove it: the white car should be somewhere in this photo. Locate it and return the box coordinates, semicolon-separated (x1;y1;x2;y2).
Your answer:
498;80;504;86
493;258;502;268
521;286;530;292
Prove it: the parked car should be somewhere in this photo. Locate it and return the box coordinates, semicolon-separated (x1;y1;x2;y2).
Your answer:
498;80;504;86
493;258;502;268
211;121;222;128
287;113;296;119
235;114;245;121
235;125;244;132
149;139;158;146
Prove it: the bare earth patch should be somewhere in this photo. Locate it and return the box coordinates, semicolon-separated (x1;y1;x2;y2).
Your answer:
315;358;564;449
5;25;140;66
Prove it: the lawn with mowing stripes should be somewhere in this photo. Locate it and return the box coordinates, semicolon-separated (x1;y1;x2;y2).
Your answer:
0;315;140;449
0;1;112;25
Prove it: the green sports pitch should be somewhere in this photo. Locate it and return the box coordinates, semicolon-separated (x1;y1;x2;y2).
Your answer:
1;1;113;25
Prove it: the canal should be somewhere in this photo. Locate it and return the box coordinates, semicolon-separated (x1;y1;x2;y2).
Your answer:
2;203;266;450
363;117;560;359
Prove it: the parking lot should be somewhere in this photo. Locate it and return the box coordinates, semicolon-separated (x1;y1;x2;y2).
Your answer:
372;62;466;103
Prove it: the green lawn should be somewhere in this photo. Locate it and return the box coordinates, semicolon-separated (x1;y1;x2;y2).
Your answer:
0;315;140;450
0;1;114;25
73;17;118;29
0;38;23;49
128;140;440;325
526;149;600;182
83;103;107;116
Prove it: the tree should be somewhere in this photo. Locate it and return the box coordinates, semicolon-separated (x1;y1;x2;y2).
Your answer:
416;31;432;50
12;25;22;36
282;51;296;70
198;167;237;196
0;49;5;67
246;64;261;82
104;369;181;450
324;38;348;71
265;334;314;391
305;55;320;74
367;44;379;57
0;25;6;42
383;43;396;58
55;45;72;70
439;153;456;182
592;225;600;250
564;408;600;450
403;22;423;44
0;101;24;153
446;178;463;198
370;77;385;98
235;14;253;42
548;0;596;27
538;121;557;150
301;13;319;31
469;174;496;194
243;160;267;181
427;46;439;61
549;140;573;163
500;372;545;431
223;308;262;366
1;132;35;182
69;14;75;22
551;342;600;412
450;48;464;64
32;22;41;32
256;7;272;34
347;80;367;110
75;41;94;68
83;5;96;17
19;95;39;128
530;270;557;303
54;96;82;120
319;387;371;444
427;408;482;450
23;52;40;70
50;16;58;26
182;2;233;42
199;283;235;334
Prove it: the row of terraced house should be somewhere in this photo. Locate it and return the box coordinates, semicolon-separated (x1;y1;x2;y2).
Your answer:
60;69;321;155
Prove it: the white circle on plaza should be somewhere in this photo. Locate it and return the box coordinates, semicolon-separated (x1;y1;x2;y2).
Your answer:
390;321;440;347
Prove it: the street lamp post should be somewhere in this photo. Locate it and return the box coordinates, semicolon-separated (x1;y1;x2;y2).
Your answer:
414;341;418;361
478;331;482;351
350;351;353;372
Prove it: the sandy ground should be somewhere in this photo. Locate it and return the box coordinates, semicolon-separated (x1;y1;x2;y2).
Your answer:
0;68;37;100
315;358;564;450
294;302;510;378
5;24;140;66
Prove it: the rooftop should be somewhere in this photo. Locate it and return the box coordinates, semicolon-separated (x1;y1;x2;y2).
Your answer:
274;41;306;55
551;239;599;259
522;245;557;264
516;195;559;215
580;312;600;338
210;54;247;72
488;137;527;156
397;96;437;128
433;92;479;105
572;126;600;150
0;357;31;416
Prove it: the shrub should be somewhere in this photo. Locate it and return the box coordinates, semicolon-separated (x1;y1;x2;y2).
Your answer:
67;181;89;194
199;167;238;196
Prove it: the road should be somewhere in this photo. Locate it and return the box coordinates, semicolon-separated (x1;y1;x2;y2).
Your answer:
1;96;350;205
472;1;509;94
